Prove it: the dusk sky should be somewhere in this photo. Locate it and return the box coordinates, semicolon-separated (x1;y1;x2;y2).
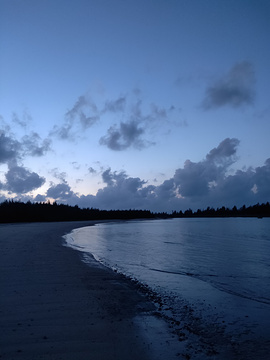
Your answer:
0;0;269;212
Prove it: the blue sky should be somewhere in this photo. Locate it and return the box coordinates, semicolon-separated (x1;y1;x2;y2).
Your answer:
0;0;269;212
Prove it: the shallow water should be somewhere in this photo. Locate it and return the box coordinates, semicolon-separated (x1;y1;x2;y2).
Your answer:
64;218;270;358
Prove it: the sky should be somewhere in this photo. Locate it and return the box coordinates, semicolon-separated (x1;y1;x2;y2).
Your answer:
0;0;269;212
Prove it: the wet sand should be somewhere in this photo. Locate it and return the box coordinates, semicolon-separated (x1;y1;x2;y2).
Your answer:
0;221;181;360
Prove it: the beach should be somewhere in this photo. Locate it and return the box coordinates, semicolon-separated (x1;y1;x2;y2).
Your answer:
0;221;181;360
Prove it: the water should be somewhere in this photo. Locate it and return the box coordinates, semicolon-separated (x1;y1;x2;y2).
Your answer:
64;218;270;357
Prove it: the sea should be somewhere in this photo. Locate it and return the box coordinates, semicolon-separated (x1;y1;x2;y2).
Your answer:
64;217;270;358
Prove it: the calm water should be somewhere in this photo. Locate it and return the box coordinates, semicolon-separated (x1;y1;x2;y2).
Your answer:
64;217;270;351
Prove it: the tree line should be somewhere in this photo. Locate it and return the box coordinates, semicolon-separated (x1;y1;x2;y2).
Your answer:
0;200;269;223
172;202;270;218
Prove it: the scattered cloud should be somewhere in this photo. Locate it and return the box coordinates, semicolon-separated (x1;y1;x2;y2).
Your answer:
66;95;98;126
71;162;81;170
99;120;152;151
202;62;255;109
0;126;51;166
12;110;32;128
88;167;96;174
102;96;126;113
51;91;179;150
22;132;51;156
50;168;67;182
99;97;178;151
51;95;100;140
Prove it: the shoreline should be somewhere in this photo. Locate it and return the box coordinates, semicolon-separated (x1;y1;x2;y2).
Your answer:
0;221;181;360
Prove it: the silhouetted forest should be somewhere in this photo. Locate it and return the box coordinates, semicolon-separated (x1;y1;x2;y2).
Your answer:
0;200;269;223
0;200;154;223
171;202;270;218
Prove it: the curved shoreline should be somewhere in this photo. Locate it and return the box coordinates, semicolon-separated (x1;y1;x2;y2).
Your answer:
0;221;181;360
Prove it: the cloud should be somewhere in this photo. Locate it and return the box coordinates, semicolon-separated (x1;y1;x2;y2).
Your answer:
51;91;179;149
99;121;152;151
99;98;176;151
202;62;255;109
73;138;269;212
88;166;96;174
34;194;47;202
46;182;77;201
66;95;98;124
49;168;68;182
51;95;100;140
0;128;51;166
206;137;240;165
0;129;49;195
102;96;126;113
4;166;45;194
7;137;265;212
91;169;148;209
173;138;239;198
0;132;20;164
22;132;51;156
1;129;268;212
12;110;32;128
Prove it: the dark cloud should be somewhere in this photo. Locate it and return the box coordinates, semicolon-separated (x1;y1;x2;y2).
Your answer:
206;137;239;165
74;138;269;212
0;128;50;167
92;169;148;209
174;138;240;198
11;138;267;212
1;130;268;212
202;62;255;109
46;182;77;201
0;132;20;164
52;92;178;149
99;121;152;151
4;166;45;194
100;96;176;150
34;194;47;202
254;158;270;200
22;132;51;156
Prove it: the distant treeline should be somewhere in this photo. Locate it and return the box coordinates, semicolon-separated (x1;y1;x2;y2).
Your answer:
0;200;154;223
172;202;270;218
0;200;269;223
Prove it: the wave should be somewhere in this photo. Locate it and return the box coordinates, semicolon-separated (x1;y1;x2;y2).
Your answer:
149;267;270;305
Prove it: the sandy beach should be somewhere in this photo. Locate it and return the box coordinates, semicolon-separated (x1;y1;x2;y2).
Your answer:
0;221;181;360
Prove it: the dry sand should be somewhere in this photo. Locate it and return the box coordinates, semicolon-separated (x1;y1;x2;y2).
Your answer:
0;221;182;360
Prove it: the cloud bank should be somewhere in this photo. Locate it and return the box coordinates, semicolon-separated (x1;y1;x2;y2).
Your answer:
0;120;269;211
35;138;270;212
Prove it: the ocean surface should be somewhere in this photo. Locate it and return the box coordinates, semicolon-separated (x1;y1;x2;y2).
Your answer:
64;218;270;356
